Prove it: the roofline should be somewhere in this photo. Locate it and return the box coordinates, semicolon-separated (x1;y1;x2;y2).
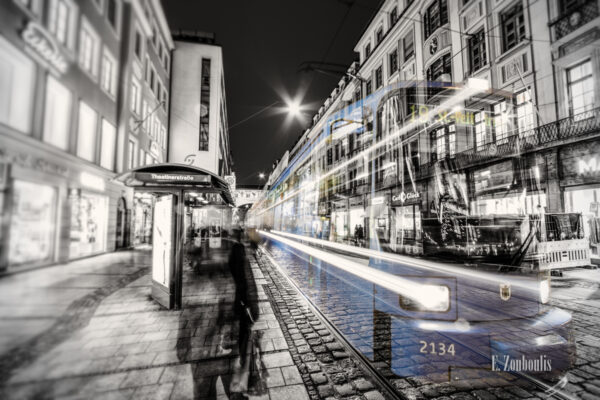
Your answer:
353;0;387;51
129;0;152;36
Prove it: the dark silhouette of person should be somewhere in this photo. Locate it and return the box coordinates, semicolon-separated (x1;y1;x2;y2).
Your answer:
229;229;254;364
357;224;365;246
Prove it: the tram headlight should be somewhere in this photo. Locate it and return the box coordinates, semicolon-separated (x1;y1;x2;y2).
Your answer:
540;279;550;304
400;285;450;312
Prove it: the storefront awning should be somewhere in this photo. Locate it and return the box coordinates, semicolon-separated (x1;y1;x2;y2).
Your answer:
113;163;235;205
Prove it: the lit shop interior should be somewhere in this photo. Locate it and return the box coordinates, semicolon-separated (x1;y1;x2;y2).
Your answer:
7;180;57;266
69;188;109;258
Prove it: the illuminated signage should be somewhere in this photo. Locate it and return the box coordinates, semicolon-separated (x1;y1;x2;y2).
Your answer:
152;195;173;288
135;172;211;184
21;21;68;74
371;196;385;205
392;191;421;204
561;141;600;183
578;159;600;175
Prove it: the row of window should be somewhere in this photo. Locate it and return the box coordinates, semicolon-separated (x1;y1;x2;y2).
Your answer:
74;10;118;97
144;57;168;108
361;0;529;89
132;19;170;75
143;0;170;72
18;0;122;47
333;57;594;173
74;93;116;170
40;73;117;170
20;0;120;97
140;99;167;147
127;138;159;171
363;0;415;61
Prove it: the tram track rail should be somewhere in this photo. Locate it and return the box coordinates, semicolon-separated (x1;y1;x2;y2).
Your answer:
258;245;404;400
258;231;578;400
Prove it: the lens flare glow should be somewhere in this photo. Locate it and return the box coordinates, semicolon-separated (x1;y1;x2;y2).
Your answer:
286;100;302;117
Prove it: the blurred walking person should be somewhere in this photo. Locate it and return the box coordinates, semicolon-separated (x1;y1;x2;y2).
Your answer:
228;228;266;396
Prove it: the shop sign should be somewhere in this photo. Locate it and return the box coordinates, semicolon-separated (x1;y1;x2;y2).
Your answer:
392;191;421;206
333;201;348;211
224;175;236;192
561;141;600;183
0;147;68;177
349;196;364;207
135;172;211;185
578;159;600;175
371;196;385;205
318;202;330;216
21;21;68;75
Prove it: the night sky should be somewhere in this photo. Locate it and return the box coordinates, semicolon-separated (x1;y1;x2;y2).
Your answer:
161;0;376;185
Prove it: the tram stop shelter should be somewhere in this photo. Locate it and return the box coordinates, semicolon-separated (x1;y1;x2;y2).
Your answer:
115;163;235;310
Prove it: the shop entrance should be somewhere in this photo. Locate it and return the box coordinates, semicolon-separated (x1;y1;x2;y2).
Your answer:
115;164;234;310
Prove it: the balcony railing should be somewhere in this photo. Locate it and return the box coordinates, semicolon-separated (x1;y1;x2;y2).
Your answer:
549;0;599;41
454;107;600;167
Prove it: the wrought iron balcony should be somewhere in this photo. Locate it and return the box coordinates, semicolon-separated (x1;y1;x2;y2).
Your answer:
549;0;599;42
454;107;600;168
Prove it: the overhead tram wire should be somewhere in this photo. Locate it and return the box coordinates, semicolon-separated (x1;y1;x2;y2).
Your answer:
227;101;281;130
301;0;356;95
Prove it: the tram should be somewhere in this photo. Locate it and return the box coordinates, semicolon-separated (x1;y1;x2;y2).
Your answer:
248;80;577;382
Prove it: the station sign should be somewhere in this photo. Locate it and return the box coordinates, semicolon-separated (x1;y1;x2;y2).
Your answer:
134;172;210;185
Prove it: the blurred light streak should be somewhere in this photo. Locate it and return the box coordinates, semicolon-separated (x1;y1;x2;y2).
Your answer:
265;229;541;292
260;230;450;310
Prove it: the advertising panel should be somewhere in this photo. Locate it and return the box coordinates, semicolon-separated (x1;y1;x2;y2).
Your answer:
152;195;173;288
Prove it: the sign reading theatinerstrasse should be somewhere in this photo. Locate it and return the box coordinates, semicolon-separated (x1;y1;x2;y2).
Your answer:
134;172;211;185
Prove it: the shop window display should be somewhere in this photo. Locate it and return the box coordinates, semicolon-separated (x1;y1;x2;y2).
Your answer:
69;190;108;258
565;188;600;257
8;180;57;266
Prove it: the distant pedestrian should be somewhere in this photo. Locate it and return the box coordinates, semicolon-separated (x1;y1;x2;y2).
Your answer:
357;224;364;246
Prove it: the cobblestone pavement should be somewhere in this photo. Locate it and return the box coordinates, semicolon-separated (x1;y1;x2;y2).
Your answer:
255;253;390;400
545;269;600;400
259;239;600;400
1;245;599;400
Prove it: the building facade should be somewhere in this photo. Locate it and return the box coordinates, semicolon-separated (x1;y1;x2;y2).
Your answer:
117;0;173;247
259;0;600;262
168;31;232;177
0;0;173;271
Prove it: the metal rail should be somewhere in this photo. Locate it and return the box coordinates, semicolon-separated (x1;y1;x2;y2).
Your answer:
257;246;404;400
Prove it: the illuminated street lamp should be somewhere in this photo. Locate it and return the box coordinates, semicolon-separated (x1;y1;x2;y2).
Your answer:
259;172;265;180
285;100;302;117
